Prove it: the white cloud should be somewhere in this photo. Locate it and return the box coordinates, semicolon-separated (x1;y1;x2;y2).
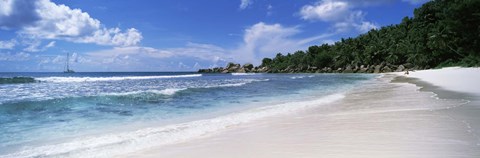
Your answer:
266;4;273;16
0;0;142;47
232;22;333;64
0;39;16;49
300;0;350;22
86;46;173;62
299;0;378;33
45;41;55;48
76;28;143;47
0;0;39;29
0;52;30;61
23;40;41;52
28;22;333;71
81;43;230;71
240;0;253;10
22;39;55;52
355;21;378;33
80;21;334;69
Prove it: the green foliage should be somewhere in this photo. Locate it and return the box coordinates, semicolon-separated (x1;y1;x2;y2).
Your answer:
260;0;480;71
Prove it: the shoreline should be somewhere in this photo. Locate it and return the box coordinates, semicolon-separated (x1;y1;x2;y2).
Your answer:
124;67;480;158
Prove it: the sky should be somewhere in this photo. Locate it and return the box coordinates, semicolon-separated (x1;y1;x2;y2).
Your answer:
0;0;429;72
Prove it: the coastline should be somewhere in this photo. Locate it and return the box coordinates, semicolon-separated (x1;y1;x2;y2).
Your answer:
125;67;480;158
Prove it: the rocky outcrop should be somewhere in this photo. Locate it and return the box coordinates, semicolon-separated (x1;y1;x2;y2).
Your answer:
198;62;418;74
343;65;354;73
198;62;270;73
382;66;392;73
396;65;405;72
373;65;382;73
243;63;254;71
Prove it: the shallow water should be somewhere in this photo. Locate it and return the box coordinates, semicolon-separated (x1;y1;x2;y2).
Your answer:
0;72;373;157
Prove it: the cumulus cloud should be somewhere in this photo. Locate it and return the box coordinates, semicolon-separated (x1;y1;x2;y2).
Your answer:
84;22;333;68
18;22;333;71
240;0;253;10
299;0;378;33
0;0;142;47
232;22;333;64
0;0;39;29
86;42;230;65
86;46;173;62
300;0;350;22
80;43;230;71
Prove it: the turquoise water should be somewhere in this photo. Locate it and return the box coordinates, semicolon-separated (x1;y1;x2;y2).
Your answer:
0;72;374;157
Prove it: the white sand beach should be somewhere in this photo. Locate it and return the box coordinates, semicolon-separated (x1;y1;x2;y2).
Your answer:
125;67;480;158
407;67;480;95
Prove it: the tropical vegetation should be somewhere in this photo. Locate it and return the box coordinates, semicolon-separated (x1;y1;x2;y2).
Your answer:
259;0;480;73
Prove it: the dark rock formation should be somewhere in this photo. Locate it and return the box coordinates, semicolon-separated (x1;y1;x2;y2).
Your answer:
343;65;354;73
382;66;392;73
198;62;416;74
396;65;405;72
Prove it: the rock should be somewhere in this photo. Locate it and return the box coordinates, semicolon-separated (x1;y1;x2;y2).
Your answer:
213;67;224;73
343;65;353;73
250;67;257;73
243;63;254;71
382;66;392;73
353;65;359;73
374;65;382;73
336;68;343;73
403;63;413;69
227;63;241;72
198;69;209;73
284;66;295;73
357;65;368;73
257;67;269;73
221;69;229;73
356;65;364;73
396;65;405;72
357;68;367;73
225;62;236;70
237;68;246;73
322;67;328;72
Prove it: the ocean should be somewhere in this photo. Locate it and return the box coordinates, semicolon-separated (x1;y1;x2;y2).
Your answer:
0;72;374;157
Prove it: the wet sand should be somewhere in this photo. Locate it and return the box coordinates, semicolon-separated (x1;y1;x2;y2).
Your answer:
125;72;480;158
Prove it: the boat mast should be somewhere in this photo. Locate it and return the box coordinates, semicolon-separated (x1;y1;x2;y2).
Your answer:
66;53;70;71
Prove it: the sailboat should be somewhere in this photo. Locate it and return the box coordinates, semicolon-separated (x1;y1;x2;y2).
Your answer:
64;53;75;73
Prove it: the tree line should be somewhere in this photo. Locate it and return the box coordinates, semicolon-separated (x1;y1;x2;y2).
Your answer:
260;0;480;73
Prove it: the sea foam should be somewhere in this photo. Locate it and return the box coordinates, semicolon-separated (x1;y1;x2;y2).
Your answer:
231;73;259;76
102;88;188;96
35;74;202;83
101;79;270;97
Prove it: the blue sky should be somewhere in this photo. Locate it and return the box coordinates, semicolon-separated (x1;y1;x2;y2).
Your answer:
0;0;428;72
